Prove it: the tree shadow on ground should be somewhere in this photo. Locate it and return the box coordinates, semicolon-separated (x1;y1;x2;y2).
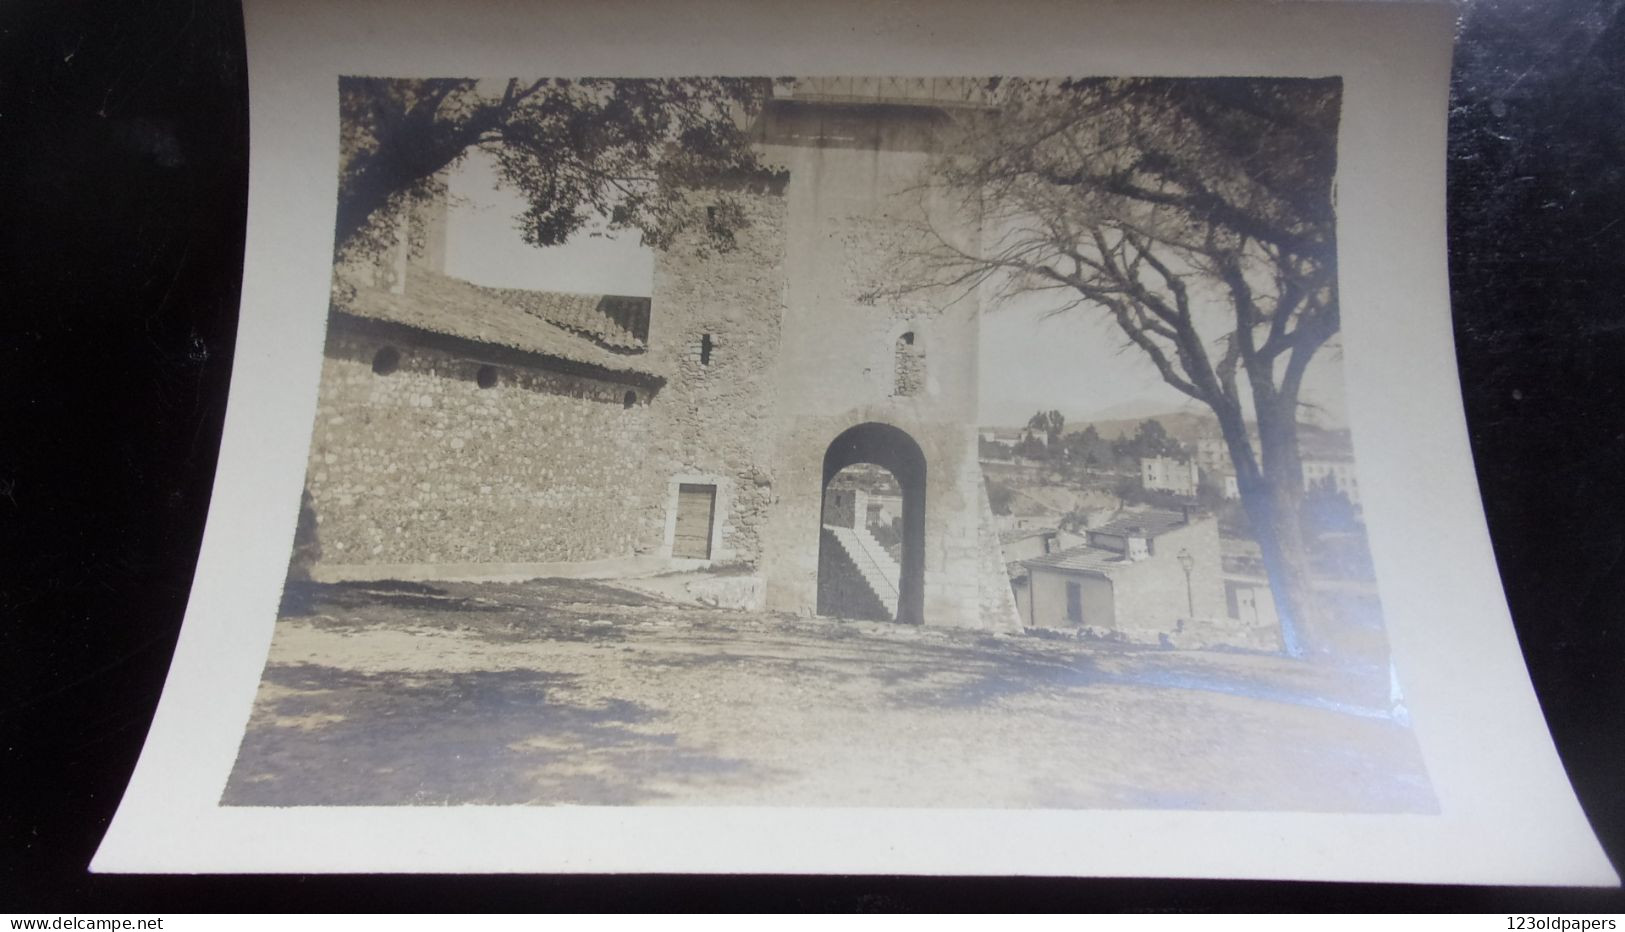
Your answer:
277;578;665;642
628;631;1106;710
221;662;767;806
869;651;1102;708
280;579;515;618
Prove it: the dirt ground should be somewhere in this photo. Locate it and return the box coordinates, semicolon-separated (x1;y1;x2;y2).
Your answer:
222;578;1436;812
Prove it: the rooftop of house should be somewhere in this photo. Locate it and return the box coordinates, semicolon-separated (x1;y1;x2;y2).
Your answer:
1008;497;1059;518
332;269;661;384
998;527;1060;546
1021;545;1137;576
476;286;648;352
1022;510;1203;576
1089;510;1193;540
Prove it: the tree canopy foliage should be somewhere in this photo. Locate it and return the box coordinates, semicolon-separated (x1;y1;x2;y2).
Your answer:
1117;418;1186;461
1026;409;1066;446
335;77;775;263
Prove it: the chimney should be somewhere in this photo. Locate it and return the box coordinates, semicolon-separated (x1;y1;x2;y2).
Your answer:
1125;528;1149;561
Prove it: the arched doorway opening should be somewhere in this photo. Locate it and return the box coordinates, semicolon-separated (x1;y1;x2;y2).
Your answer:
817;422;926;624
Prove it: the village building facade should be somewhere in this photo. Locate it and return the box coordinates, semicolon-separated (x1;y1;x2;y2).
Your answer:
1198;428;1362;508
1140;455;1201;497
1018;510;1278;650
999;526;1086;624
1302;455;1361;507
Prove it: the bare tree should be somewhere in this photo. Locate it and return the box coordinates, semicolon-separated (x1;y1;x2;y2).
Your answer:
890;78;1342;657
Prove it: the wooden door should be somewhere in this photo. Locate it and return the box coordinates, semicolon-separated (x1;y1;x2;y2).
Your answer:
673;484;716;559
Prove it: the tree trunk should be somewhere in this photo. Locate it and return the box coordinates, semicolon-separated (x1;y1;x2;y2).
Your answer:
334;109;495;256
1217;400;1325;659
1245;479;1323;659
1254;403;1326;659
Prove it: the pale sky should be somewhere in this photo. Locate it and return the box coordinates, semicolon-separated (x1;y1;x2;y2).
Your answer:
977;292;1193;427
443;148;654;296
976;288;1349;429
439;151;1348;431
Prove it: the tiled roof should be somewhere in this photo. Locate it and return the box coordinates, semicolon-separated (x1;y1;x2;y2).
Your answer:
1089;510;1191;539
476;286;649;352
1022;545;1134;576
999;527;1056;545
333;270;661;383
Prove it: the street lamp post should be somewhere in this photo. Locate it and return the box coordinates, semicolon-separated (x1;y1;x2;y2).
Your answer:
1177;548;1195;619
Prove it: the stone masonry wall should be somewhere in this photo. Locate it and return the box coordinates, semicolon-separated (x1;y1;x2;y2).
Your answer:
646;189;788;566
303;184;787;576
975;476;1025;631
304;327;666;567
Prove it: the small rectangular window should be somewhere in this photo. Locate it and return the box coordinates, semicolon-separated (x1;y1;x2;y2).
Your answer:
1066;580;1084;623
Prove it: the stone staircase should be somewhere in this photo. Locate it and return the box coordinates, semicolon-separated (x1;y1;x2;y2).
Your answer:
823;524;901;620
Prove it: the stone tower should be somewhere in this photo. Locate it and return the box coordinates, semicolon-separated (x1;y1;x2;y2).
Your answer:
738;80;1019;630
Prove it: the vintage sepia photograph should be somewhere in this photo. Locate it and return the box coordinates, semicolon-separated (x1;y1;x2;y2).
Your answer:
221;75;1436;812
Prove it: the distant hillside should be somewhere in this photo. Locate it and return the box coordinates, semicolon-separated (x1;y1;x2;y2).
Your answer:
1065;410;1227;443
985;406;1351;455
1076;397;1196;425
1062;409;1352;454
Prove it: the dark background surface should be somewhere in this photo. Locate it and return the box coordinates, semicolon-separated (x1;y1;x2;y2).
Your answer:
2;0;1621;913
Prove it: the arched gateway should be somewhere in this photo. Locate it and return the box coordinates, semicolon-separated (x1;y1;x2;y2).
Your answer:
817;423;927;624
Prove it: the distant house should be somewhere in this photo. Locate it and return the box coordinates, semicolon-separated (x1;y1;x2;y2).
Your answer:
864;493;901;527
979;427;1025;445
1140;456;1200;497
1194;436;1229;475
1021;510;1223;638
824;485;904;535
1298;430;1361;507
1179;427;1362;508
995;507;1065;534
1301;455;1360;506
1001;527;1085;563
999;527;1085;624
1019;509;1280;650
1223;576;1279;629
